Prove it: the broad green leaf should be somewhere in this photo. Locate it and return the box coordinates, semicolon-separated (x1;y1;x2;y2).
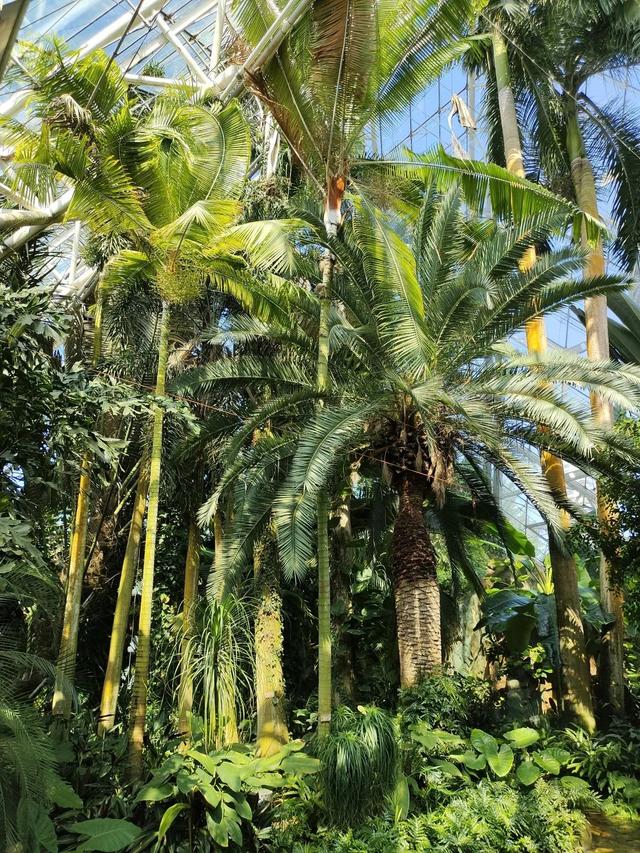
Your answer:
391;775;410;823
516;761;543;786
19;800;57;853
187;750;220;775
226;815;243;846
533;750;561;775
150;753;185;784
216;762;243;791
470;729;499;756
49;778;83;809
199;783;222;808
135;782;173;803
462;750;487;771
233;794;252;821
206;812;229;847
175;770;199;795
543;747;571;766
243;772;285;788
487;744;514;778
69;818;142;852
156;803;189;846
432;758;465;778
280;752;321;775
503;727;540;749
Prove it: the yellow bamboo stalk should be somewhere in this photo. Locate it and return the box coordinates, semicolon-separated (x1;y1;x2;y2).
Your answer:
128;302;170;780
565;99;625;713
52;283;104;721
178;517;201;739
492;28;595;731
97;463;149;735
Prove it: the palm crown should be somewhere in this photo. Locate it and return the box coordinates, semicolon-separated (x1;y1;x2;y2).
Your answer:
182;187;640;571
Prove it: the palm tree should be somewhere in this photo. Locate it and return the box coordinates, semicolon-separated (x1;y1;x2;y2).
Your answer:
178;187;640;689
94;94;252;778
478;0;640;710
479;3;595;728
227;0;559;733
1;50;150;724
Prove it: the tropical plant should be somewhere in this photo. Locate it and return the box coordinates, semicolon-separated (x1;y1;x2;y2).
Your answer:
230;0;490;736
130;740;320;850
316;705;399;826
187;186;640;693
474;0;640;713
477;0;597;731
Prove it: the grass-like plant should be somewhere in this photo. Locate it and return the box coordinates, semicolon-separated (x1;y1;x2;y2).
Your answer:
317;705;399;826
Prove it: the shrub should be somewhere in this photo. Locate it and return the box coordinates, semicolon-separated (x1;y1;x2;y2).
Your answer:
398;671;497;736
268;779;586;852
316;705;399;826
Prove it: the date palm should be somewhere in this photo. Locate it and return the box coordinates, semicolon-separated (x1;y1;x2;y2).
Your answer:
229;0;583;733
179;187;640;690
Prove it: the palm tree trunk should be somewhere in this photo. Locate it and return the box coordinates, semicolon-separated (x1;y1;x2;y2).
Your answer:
316;248;333;737
97;463;149;735
52;283;104;722
392;471;440;687
178;517;201;739
565;98;625;715
254;530;289;756
332;490;355;704
128;301;170;780
492;28;595;731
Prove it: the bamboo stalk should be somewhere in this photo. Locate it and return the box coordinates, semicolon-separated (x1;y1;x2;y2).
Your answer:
128;302;170;779
492;28;595;731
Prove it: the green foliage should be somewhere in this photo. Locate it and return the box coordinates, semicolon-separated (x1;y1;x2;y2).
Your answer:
132;740;319;850
557;723;640;809
316;705;399;826
268;779;586;852
406;722;574;790
398;671;496;735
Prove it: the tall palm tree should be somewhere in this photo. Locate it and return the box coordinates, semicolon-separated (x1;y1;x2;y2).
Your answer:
227;0;565;733
178;187;640;688
1;49;150;724
478;0;640;710
479;3;595;728
95;94;252;778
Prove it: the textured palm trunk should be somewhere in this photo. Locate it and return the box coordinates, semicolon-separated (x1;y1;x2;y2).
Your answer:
492;29;595;731
178;517;201;739
392;471;441;687
98;463;149;735
566;99;625;715
254;531;289;756
332;491;356;705
316;241;334;738
52;284;104;721
128;301;170;780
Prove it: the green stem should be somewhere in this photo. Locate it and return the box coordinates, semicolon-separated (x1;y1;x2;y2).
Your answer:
52;281;104;722
316;249;333;738
128;301;170;779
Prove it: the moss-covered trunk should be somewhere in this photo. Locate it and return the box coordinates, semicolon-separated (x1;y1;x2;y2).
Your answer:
178;517;201;739
52;284;104;722
254;531;289;756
